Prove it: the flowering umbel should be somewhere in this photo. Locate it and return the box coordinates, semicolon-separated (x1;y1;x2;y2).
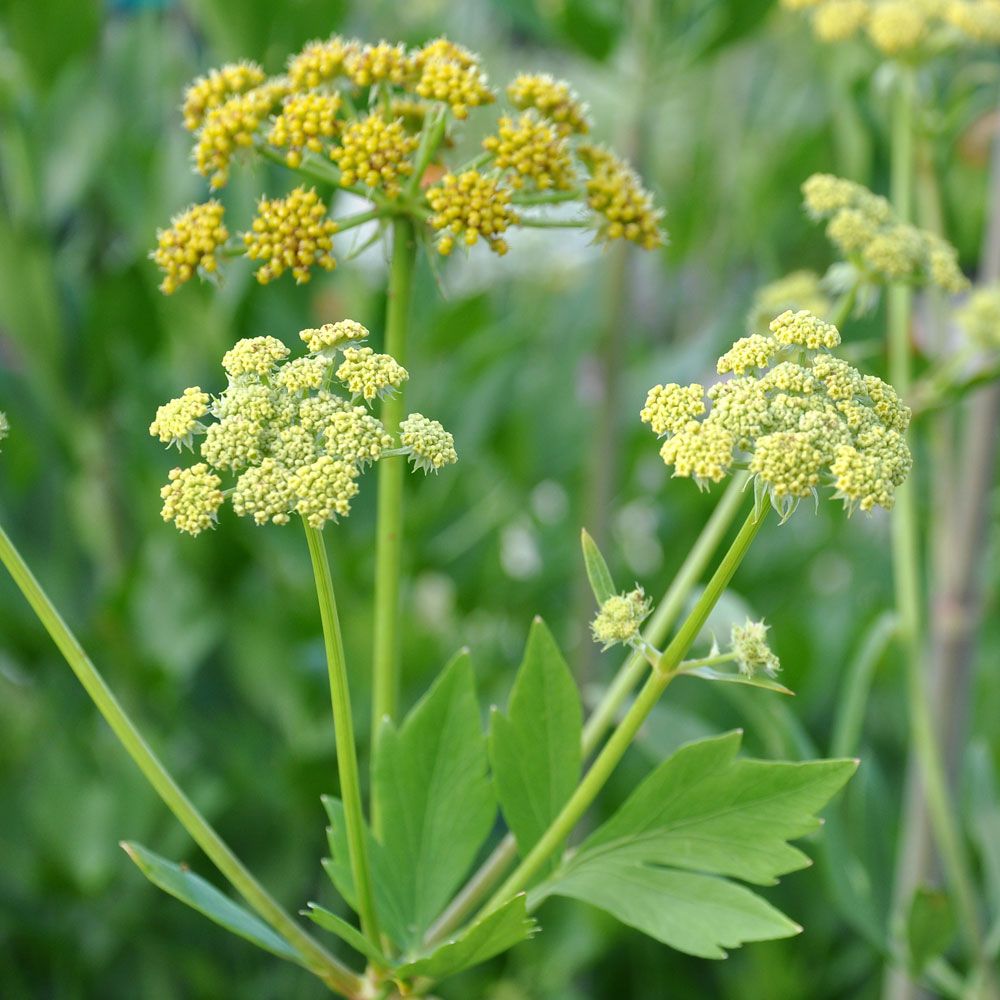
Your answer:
151;320;456;535
642;310;913;518
782;0;1000;54
152;35;665;292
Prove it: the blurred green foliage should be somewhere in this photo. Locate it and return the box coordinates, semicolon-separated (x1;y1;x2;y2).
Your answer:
1;0;998;997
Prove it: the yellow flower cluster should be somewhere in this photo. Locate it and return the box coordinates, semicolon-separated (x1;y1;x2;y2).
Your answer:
426;171;519;256
730;620;781;678
287;37;355;90
591;588;652;650
956;285;1000;348
579;145;664;251
182;61;265;132
329;114;418;195
783;0;1000;53
749;271;833;334
642;309;912;516
242;187;338;284
399;413;458;473
482;113;576;191
153;322;455;533
268;92;341;168
194;80;289;188
507;73;590;135
414;39;493;119
803;173;968;293
335;346;409;400
152;201;229;295
344;41;412;87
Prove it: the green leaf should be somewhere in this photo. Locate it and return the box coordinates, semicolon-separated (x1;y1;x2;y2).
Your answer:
490;618;582;875
580;529;616;605
121;842;303;965
532;732;856;958
906;887;956;974
394;895;537;980
321;796;409;948
534;856;799;959
372;650;496;948
303;902;388;967
684;665;795;696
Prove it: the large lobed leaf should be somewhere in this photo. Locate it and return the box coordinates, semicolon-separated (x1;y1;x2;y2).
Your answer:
532;732;856;959
371;650;496;949
489;618;582;878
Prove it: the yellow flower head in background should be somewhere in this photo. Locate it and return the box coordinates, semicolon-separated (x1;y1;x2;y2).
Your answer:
153;34;664;290
642;310;912;518
151;320;456;534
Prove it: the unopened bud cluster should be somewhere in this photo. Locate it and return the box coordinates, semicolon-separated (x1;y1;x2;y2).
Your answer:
641;309;913;518
591;588;652;650
803;174;968;294
956;285;1000;349
151;320;456;535
749;270;833;335
729;619;781;678
154;35;664;291
782;0;1000;54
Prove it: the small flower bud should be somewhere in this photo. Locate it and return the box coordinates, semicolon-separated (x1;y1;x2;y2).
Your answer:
150;387;210;448
730;619;781;678
591;588;652;650
336;347;409;401
160;464;224;536
399;413;458;473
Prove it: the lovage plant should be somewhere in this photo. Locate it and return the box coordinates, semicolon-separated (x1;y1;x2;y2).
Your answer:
0;32;922;1000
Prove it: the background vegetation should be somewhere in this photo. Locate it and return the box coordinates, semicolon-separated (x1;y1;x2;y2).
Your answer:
1;0;997;997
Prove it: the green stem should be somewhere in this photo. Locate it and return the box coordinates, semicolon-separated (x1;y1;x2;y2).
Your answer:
516;218;585;229
484;505;768;913
510;189;584;206
0;522;363;999
423;474;749;945
831;282;859;329
371;217;417;835
677;651;739;672
885;67;985;975
407;108;448;199
304;525;381;951
335;208;385;234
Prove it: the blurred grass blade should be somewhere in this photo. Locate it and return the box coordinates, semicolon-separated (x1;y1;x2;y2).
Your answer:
580;529;616;605
121;842;305;965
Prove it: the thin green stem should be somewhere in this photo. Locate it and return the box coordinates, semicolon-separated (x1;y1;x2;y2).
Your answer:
371;217;417;836
0;522;363;999
516;218;586;229
831;282;859;329
423;474;749;945
335;208;385;234
510;189;584;206
304;524;381;951
885;67;986;980
406;108;448;199
677;651;739;672
484;506;768;913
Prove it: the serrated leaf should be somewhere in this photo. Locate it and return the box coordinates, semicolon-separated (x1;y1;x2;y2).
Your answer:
577;731;856;885
533;856;799;959
121;842;303;965
490;619;582;877
394;894;537;980
303;902;388;967
684;665;795;696
321;797;409;948
581;529;616;605
373;651;495;948
906;887;956;974
532;733;856;959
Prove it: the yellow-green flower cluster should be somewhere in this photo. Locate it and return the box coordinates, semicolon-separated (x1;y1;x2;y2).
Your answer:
329;114;418;195
426;171;519;256
591;588;652;650
783;0;1000;55
803;173;968;293
182;61;266;132
243;186;338;284
642;309;912;516
157;35;664;291
152;201;229;295
152;321;455;534
268;92;341;168
750;271;833;334
399;413;458;473
579;145;665;251
730;620;781;678
956;285;1000;348
482;113;576;191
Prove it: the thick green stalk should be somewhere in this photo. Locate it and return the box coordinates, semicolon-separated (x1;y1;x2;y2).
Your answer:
484;505;767;912
0;522;363;999
884;69;985;990
423;474;749;945
304;525;381;950
371;217;416;833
